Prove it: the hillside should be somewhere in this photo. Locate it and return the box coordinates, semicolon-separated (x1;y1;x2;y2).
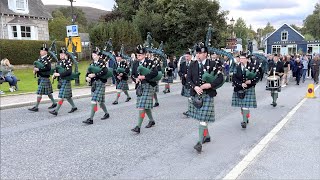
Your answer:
45;5;110;22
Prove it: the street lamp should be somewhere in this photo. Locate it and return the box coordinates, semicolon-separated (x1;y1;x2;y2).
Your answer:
230;17;235;53
230;17;235;38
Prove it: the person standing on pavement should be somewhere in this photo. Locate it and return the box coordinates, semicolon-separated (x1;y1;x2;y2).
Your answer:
28;46;57;112
268;54;284;107
162;57;175;94
312;55;320;84
301;55;309;83
187;43;224;153
294;57;303;85
83;50;110;125
131;45;158;134
179;50;192;116
49;49;77;116
112;52;131;105
231;54;261;129
281;55;291;87
152;56;161;107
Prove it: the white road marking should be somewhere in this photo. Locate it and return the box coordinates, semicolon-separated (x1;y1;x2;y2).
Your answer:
223;85;320;180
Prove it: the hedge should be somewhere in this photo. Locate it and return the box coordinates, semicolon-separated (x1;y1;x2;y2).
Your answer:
0;39;65;65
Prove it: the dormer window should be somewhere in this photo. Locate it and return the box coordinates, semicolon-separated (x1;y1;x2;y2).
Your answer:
281;30;288;41
8;0;29;14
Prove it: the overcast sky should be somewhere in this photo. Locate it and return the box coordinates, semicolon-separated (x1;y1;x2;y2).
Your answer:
42;0;319;30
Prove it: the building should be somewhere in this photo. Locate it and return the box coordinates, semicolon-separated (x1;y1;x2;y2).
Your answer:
225;38;243;53
265;23;320;55
0;0;52;40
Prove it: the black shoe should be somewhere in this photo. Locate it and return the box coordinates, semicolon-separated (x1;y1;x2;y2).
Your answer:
247;119;249;124
131;126;140;133
193;142;202;153
68;107;78;113
48;103;57;109
168;90;170;93
153;102;159;107
49;110;58;116
145;121;155;128
202;136;211;144
112;101;118;105
101;113;110;120
241;122;247;128
125;97;132;102
183;111;189;117
163;90;167;94
83;118;93;124
272;102;277;107
28;106;39;112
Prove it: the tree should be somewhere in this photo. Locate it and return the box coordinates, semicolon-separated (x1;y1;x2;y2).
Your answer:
262;22;275;37
290;24;302;33
114;0;141;21
303;3;320;39
52;7;88;32
304;34;315;41
234;18;248;49
49;10;69;41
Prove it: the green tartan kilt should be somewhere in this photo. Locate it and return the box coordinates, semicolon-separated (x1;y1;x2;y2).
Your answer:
58;79;72;99
136;83;154;109
116;80;129;91
36;77;53;95
232;87;257;108
91;80;106;103
162;75;173;83
188;94;215;122
154;81;159;93
181;85;191;97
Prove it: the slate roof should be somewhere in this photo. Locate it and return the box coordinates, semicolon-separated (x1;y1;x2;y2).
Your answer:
0;0;52;19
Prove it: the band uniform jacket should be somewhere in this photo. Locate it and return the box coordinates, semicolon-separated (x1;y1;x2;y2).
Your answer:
187;59;224;97
232;63;261;92
113;60;130;81
165;61;175;77
179;61;191;86
131;58;158;88
86;59;109;83
57;58;72;79
268;60;284;76
37;56;51;78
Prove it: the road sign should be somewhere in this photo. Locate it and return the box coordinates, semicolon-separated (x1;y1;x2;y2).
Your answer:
66;25;78;37
65;36;82;53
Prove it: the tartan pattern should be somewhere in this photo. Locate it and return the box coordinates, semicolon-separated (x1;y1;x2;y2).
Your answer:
162;76;174;83
116;80;129;90
58;79;72;98
91;80;106;103
154;82;159;93
36;77;53;95
136;83;154;109
181;85;191;97
232;87;257;108
188;94;215;122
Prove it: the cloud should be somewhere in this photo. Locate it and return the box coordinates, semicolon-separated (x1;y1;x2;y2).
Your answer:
237;0;299;11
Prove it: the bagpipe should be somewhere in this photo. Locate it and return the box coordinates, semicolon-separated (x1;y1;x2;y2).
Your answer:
201;70;225;90
87;64;113;80
51;65;81;81
33;59;51;77
137;60;162;82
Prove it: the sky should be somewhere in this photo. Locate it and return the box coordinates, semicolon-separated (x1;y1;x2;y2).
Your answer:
42;0;319;31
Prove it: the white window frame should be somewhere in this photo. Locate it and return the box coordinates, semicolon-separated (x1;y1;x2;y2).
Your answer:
272;45;281;54
7;24;37;40
8;0;29;14
281;30;288;41
287;44;297;55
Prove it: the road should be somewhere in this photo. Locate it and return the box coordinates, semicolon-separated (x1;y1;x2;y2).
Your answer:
1;78;319;179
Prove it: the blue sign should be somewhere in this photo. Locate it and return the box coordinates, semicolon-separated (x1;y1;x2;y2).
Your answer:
66;25;78;37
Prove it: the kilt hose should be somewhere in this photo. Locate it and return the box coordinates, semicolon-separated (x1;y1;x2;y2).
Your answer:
58;79;72;99
91;80;106;103
36;77;53;95
181;85;191;97
188;93;215;122
116;80;129;91
232;87;257;108
136;83;155;109
154;81;159;93
162;75;174;83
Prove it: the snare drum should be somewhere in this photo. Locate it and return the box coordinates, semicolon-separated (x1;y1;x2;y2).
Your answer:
266;75;280;91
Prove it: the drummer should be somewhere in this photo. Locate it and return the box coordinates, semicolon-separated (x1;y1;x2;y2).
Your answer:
267;54;284;107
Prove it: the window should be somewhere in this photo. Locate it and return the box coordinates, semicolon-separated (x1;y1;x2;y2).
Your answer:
281;31;288;41
12;26;18;38
16;0;25;10
9;25;34;40
288;45;297;55
8;0;29;13
20;26;31;38
272;45;281;54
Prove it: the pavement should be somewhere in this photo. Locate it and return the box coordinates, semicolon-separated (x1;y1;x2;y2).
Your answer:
0;80;180;110
0;77;319;179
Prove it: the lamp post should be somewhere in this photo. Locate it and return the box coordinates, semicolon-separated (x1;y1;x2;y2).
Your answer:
230;17;235;53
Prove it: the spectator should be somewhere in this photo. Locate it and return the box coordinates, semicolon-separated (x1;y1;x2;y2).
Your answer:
301;55;309;83
173;56;178;79
282;55;291;87
0;58;18;92
294;57;303;85
312;55;320;84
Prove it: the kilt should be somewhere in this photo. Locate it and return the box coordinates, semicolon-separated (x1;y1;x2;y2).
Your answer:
232;87;257;108
188;94;215;122
58;79;72;99
91;80;106;103
136;83;154;109
181;85;191;97
162;76;173;83
36;77;53;95
116;80;129;91
154;81;159;93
